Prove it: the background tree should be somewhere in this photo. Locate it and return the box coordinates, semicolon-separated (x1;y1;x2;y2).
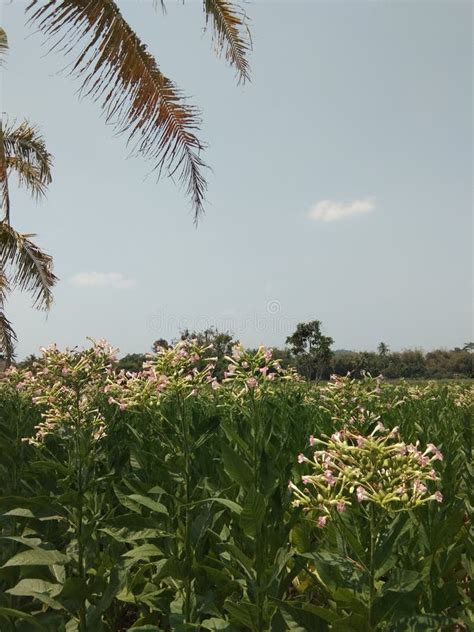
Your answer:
179;326;236;378
377;341;390;357
286;320;334;381
25;0;251;220
152;338;170;353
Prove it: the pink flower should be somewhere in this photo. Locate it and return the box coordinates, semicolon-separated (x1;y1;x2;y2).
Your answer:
211;380;219;390
324;470;336;486
259;366;268;376
336;500;346;513
119;402;128;412
246;377;258;389
434;491;443;503
356;435;367;448
297;453;305;464
331;431;342;442
356;486;367;502
317;515;327;528
263;349;273;362
309;435;316;446
227;364;236;375
425;443;443;461
413;480;427;495
242;361;249;368
232;345;243;359
302;475;311;485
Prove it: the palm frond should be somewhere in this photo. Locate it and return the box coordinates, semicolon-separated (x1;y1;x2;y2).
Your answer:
0;122;10;223
2;119;53;200
5;156;50;199
0;310;16;366
27;0;207;220
0;267;16;365
0;27;8;65
0;223;57;310
203;0;251;83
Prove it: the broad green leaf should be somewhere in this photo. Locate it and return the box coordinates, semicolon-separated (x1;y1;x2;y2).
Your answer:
240;489;266;537
6;578;62;598
2;548;69;567
201;618;232;630
128;494;168;515
122;544;163;559
224;599;260;630
0;607;48;630
221;442;253;488
380;569;422;595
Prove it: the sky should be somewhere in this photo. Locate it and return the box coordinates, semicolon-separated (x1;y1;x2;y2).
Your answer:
0;0;472;358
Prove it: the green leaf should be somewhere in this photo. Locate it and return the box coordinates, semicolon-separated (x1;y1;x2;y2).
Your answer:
380;569;422;595
201;618;232;630
2;548;69;567
224;599;260;630
0;607;48;630
122;544;163;560
240;489;266;537
274;600;330;631
221;442;253;488
209;497;242;515
127;494;168;515
6;578;62;598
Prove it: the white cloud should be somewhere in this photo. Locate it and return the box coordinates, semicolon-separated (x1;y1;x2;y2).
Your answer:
308;197;376;222
70;272;136;290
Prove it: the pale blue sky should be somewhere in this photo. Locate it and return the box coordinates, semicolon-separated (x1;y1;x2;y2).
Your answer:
1;0;472;358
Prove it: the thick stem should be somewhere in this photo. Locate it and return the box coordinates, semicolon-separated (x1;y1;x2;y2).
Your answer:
180;398;193;623
74;392;87;632
251;395;264;632
367;506;377;631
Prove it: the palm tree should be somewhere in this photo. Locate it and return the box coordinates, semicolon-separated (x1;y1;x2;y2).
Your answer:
0;29;57;364
24;0;251;221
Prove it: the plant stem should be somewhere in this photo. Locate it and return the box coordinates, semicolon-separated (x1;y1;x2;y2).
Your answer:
75;391;87;632
368;506;376;631
180;398;193;623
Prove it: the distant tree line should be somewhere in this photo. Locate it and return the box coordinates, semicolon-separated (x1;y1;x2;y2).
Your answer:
9;322;473;380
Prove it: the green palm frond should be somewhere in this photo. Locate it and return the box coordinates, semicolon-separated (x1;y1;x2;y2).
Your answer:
0;223;57;311
2;119;53;201
0;27;8;65
27;0;207;220
203;0;251;83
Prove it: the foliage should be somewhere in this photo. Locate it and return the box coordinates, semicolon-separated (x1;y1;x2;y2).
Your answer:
0;117;57;364
286;321;334;381
24;0;251;220
0;341;472;630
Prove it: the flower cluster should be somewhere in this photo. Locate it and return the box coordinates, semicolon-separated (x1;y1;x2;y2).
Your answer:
221;344;297;396
289;424;443;527
8;340;117;445
317;373;397;430
105;339;217;411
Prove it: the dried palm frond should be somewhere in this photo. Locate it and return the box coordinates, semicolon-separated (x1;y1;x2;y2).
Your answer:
27;0;208;220
2;120;53;204
0;122;10;223
0;223;57;310
203;0;251;83
0;27;8;65
0;267;16;364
